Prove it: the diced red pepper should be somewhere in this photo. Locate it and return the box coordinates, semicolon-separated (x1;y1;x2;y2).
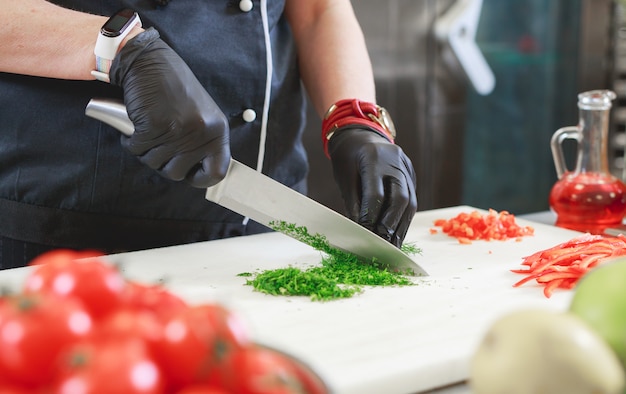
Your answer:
433;209;534;243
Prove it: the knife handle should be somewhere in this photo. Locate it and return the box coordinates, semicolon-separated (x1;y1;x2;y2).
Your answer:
85;98;135;136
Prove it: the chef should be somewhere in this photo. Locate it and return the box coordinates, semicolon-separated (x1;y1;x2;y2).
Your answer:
0;0;418;269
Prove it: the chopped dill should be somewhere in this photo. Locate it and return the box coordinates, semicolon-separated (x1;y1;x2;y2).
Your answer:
400;242;421;255
242;221;420;301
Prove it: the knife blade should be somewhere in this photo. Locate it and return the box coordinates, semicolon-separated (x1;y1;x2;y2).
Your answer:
85;98;427;276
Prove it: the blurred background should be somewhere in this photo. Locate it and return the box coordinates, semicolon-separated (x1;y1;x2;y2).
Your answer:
303;0;626;216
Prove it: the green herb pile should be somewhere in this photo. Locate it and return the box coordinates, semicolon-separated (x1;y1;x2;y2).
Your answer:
238;221;420;301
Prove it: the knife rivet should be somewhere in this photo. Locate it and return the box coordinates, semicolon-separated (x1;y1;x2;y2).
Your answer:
242;109;257;123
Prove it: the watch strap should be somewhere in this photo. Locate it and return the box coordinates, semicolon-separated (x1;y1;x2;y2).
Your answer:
92;58;113;83
92;11;142;83
321;98;395;158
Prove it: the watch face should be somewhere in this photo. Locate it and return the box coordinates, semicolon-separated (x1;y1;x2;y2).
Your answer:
379;107;397;139
102;9;137;37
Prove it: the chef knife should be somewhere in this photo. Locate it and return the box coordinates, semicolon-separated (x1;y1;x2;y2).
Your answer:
85;98;427;276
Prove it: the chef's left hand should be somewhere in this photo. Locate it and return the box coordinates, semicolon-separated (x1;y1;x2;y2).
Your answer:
328;128;418;248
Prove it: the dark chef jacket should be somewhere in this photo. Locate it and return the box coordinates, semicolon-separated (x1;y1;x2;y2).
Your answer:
0;1;308;253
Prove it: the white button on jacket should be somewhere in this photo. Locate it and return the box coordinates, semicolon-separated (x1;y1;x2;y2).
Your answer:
242;108;257;123
239;0;253;12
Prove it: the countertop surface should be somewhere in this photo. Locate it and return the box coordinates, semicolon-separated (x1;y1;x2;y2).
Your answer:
0;207;576;394
422;209;559;394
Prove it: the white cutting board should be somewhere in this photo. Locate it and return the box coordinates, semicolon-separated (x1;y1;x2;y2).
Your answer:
0;206;581;393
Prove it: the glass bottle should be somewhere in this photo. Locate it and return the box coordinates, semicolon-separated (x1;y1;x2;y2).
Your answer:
549;90;626;234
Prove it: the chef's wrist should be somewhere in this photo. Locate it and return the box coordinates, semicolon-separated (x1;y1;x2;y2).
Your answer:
321;98;396;158
109;28;162;87
93;26;143;82
92;9;144;83
119;26;145;51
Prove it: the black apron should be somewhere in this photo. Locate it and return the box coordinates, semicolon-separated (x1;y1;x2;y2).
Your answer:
0;0;308;266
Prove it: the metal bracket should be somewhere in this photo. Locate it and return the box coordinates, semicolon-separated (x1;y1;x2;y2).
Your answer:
434;0;495;95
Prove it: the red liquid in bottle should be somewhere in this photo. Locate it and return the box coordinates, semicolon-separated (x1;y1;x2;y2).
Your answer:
549;172;626;234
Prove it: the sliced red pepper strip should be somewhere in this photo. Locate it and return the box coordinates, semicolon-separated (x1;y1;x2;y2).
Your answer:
512;233;626;298
543;278;564;298
535;271;581;283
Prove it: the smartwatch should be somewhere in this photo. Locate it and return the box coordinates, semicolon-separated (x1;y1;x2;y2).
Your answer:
92;8;142;83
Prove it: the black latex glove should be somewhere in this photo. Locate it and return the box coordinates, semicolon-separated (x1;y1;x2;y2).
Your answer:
328;128;418;248
109;28;230;188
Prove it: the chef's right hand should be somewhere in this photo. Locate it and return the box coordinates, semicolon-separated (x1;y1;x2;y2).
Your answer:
109;28;230;188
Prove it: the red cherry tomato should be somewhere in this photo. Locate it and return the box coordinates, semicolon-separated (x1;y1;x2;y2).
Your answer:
156;303;249;389
0;386;30;394
0;370;31;394
27;249;102;267
175;385;229;394
213;345;327;394
52;337;165;394
94;308;164;358
0;293;93;388
122;281;188;322
23;253;127;320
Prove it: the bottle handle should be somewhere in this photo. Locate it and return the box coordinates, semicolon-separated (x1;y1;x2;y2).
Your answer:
550;126;580;179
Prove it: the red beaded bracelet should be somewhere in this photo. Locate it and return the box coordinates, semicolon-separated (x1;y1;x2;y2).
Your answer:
321;99;396;158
